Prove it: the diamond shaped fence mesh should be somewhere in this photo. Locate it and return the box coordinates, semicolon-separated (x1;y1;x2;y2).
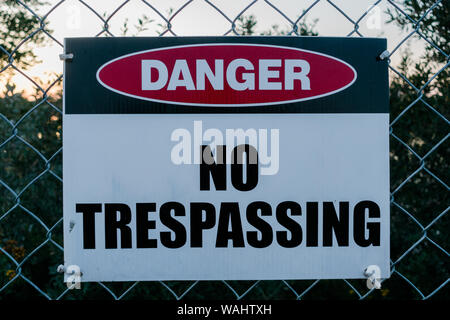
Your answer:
0;0;448;300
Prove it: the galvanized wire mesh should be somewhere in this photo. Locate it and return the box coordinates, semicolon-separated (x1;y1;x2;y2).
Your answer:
0;0;448;300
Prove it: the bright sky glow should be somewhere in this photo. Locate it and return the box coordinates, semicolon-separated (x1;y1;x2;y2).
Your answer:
6;0;426;96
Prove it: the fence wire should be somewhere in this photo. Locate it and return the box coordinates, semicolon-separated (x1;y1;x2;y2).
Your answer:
0;0;448;300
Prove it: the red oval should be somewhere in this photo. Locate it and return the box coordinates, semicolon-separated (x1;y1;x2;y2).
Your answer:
96;44;357;107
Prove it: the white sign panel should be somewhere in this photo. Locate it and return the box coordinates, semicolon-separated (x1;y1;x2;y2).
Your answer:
63;37;390;281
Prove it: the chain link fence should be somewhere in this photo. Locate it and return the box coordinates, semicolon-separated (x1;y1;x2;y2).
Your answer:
0;0;448;300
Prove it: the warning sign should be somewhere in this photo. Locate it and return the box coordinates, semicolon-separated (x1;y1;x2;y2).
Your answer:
63;37;390;282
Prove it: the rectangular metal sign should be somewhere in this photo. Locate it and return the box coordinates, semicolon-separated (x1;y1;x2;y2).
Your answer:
63;37;390;282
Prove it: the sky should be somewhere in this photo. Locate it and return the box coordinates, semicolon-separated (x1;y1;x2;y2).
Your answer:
7;0;426;96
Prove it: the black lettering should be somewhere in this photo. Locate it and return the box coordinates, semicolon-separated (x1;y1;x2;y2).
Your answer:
306;202;319;247
160;202;187;248
246;201;273;248
276;201;302;248
231;144;258;191
136;203;157;248
105;203;132;249
200;145;226;190
354;201;381;247
76;203;102;249
216;202;245;247
323;202;349;247
190;202;216;247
